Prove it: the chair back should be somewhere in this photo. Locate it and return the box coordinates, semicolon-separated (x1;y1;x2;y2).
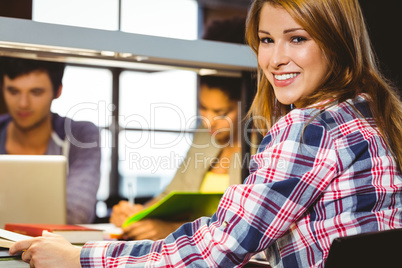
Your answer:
325;228;402;268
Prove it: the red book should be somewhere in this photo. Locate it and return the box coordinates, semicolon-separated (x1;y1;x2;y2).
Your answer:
4;223;104;244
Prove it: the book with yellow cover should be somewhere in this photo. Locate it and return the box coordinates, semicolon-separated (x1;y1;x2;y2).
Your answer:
123;192;222;228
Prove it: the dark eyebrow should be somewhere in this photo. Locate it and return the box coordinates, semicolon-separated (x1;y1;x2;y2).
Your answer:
258;28;305;35
5;86;18;91
30;87;45;92
198;103;231;114
258;30;270;35
283;27;305;34
5;86;45;93
214;108;229;114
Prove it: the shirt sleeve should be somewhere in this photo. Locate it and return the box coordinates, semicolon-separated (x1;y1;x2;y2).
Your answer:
80;110;338;267
66;121;101;224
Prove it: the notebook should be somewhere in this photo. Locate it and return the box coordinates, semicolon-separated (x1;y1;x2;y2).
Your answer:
123;192;223;227
0;155;67;228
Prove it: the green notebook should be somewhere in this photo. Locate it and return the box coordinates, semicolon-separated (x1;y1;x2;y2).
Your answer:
122;192;223;228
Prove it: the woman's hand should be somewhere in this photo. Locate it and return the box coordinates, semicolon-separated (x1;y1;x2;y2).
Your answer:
123;219;185;241
9;231;82;268
110;200;144;227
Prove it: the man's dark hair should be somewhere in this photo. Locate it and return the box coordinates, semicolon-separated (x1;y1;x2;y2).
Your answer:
0;56;66;95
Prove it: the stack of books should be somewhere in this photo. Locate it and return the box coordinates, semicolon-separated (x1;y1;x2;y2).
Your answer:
1;223;104;246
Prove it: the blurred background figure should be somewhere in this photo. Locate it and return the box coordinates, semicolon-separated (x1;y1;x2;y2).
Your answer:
0;56;101;224
110;17;250;240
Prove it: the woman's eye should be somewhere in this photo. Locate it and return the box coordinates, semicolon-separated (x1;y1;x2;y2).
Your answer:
260;37;273;44
292;36;307;43
216;109;233;118
216;113;228;118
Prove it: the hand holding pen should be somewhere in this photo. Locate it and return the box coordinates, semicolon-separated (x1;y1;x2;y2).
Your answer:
110;183;144;228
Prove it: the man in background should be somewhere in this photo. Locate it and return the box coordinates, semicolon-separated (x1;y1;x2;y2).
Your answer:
0;56;101;224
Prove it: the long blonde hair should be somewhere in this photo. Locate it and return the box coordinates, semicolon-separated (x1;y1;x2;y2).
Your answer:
245;0;402;171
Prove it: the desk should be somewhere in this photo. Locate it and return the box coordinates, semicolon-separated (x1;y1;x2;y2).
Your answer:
1;257;270;268
1;223;270;267
0;258;28;267
0;249;26;267
0;223;122;268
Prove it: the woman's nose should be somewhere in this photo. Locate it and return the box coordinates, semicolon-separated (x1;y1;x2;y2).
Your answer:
270;43;290;68
200;111;216;128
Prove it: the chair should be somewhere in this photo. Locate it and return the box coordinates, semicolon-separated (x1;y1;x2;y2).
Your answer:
325;228;402;268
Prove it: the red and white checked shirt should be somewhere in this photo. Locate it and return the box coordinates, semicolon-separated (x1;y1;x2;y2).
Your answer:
81;95;402;267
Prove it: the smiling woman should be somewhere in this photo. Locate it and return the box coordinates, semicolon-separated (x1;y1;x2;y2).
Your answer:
257;4;329;108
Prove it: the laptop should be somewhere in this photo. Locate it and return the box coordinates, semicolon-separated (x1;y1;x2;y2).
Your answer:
0;155;67;228
325;228;402;267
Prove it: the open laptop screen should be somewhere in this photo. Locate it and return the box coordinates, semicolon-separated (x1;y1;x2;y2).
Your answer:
0;155;67;228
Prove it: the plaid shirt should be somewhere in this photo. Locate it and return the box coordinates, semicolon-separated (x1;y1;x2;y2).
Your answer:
81;95;402;267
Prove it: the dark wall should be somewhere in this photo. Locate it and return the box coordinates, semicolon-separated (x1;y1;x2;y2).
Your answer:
0;0;32;19
0;0;33;114
359;0;401;94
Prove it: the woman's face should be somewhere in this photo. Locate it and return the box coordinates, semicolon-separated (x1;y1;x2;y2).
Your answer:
199;85;239;145
257;3;329;108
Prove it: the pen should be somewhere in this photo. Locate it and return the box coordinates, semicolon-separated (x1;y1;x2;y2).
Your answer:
128;181;135;206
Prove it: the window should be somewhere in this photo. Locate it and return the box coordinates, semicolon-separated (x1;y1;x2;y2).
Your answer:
50;66;113;203
121;0;199;40
33;0;118;30
34;0;199;219
119;70;197;198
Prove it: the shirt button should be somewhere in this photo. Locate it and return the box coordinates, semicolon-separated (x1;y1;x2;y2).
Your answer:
221;221;228;228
